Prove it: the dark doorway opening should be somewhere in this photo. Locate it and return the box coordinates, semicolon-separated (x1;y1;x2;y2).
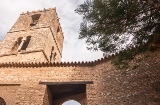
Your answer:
48;84;86;100
40;81;93;105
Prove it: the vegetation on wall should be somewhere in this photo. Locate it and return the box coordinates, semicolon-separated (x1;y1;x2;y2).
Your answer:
112;44;153;70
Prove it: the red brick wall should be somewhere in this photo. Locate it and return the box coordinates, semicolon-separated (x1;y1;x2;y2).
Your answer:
0;51;159;105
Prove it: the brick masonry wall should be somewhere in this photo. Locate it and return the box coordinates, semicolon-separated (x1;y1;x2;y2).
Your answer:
15;84;45;105
43;87;53;105
0;50;159;105
88;50;160;105
0;85;19;105
0;66;92;105
0;52;47;63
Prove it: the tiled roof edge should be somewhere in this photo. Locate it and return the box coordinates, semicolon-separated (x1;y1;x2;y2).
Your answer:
0;55;115;68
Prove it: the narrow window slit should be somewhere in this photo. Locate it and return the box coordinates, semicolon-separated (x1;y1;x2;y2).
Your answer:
21;36;31;50
12;37;23;52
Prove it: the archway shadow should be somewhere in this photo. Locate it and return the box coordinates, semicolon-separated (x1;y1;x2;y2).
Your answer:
0;97;6;105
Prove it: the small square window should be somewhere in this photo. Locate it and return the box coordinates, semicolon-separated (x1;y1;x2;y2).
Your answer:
30;14;41;26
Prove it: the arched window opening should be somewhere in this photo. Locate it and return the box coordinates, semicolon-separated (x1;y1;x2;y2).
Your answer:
21;36;31;50
50;46;55;62
30;14;41;26
0;97;6;105
11;37;23;52
11;36;31;52
62;100;81;105
57;26;60;32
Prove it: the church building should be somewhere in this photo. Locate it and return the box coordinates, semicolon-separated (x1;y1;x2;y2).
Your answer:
0;8;160;105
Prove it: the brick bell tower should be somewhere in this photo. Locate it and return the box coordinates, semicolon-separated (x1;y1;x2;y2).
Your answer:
0;8;64;63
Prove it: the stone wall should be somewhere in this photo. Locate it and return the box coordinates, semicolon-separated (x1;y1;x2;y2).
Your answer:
15;84;45;105
0;85;19;105
43;87;53;105
0;50;159;105
0;66;92;105
0;52;47;63
88;50;160;105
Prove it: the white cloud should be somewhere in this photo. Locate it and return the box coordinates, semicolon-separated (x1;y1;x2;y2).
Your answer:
0;0;103;62
62;100;80;105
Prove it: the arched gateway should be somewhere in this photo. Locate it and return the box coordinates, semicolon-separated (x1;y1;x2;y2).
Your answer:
41;81;91;105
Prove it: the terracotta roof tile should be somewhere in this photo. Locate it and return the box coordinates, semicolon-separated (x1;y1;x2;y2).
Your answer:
0;56;113;68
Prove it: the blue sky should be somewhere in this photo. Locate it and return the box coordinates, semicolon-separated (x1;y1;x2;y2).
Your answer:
0;0;103;104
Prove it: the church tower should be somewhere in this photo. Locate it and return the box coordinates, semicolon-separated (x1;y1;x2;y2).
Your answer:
0;8;64;63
